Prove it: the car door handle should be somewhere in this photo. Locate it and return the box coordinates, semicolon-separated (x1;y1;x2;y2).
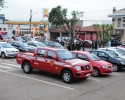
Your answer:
44;59;47;62
34;57;37;60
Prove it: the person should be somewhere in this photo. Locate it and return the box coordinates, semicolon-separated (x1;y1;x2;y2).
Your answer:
108;40;111;47
95;40;98;49
76;40;81;51
80;40;85;51
92;40;95;49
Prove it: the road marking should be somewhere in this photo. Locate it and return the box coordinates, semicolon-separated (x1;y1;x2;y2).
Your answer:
0;62;20;68
88;78;101;81
111;73;120;75
0;60;16;64
5;69;21;72
0;65;15;70
0;70;74;90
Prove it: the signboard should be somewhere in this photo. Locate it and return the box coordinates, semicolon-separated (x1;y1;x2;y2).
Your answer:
108;14;125;18
42;8;49;20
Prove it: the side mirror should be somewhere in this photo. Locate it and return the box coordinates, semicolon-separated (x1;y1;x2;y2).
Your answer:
52;56;57;60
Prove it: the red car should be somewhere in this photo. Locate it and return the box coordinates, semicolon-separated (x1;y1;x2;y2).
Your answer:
71;51;113;77
16;47;93;83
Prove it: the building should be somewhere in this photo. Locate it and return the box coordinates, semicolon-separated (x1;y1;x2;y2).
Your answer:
108;7;125;42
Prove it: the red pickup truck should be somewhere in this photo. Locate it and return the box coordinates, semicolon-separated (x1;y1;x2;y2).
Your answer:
16;47;93;83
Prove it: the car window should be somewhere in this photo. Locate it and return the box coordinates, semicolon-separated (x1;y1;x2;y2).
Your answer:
50;42;54;46
47;51;57;59
98;52;108;57
13;42;19;46
27;42;32;45
37;49;46;57
32;43;37;47
44;42;49;46
92;51;98;56
78;54;87;59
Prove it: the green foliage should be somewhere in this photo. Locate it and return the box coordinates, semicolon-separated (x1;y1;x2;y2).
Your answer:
93;24;114;47
49;5;83;37
0;0;7;10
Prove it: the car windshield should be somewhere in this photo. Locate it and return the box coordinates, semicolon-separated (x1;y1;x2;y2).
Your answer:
15;37;23;41
54;43;62;47
19;42;28;47
116;49;125;55
1;34;11;39
87;53;100;61
57;50;76;60
0;43;14;48
106;51;118;57
37;42;46;47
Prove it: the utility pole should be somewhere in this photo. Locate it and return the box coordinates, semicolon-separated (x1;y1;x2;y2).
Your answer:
29;10;32;37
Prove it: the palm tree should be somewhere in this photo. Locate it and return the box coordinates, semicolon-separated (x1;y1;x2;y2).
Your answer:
0;0;7;10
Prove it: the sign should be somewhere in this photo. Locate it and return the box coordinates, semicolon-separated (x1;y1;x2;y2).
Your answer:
42;8;49;20
108;14;125;18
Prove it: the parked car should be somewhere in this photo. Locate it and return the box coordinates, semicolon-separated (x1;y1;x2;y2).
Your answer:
88;50;125;72
12;36;25;42
0;42;19;58
44;41;65;49
9;41;35;52
27;41;47;47
71;51;113;77
83;40;92;48
98;48;125;59
16;47;93;83
111;40;124;46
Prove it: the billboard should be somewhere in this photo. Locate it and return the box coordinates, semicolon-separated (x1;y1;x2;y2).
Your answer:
42;8;49;20
108;14;125;18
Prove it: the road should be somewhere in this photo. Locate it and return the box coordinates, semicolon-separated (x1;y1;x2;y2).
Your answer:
0;58;125;100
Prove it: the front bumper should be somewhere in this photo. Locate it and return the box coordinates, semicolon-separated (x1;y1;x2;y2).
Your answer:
6;52;19;57
100;67;113;74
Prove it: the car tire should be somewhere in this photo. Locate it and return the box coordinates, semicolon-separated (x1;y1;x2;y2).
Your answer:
93;68;100;77
1;52;6;58
113;64;119;72
22;62;33;74
61;70;73;84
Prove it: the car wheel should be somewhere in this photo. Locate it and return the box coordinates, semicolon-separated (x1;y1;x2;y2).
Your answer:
61;70;73;84
1;52;6;58
113;64;119;72
93;68;100;77
23;62;33;74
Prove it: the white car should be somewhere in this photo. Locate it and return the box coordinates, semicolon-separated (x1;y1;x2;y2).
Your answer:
0;42;19;58
98;48;125;59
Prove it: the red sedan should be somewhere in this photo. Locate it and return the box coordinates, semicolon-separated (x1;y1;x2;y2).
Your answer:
71;51;113;77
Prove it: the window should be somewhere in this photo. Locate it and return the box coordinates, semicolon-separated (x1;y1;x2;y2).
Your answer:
0;28;2;30
50;42;54;46
123;17;125;19
117;22;121;27
92;51;98;56
3;28;6;31
47;51;56;59
13;42;19;47
37;49;46;57
112;19;115;21
123;20;125;22
98;52;108;57
27;42;32;45
77;54;87;60
123;24;125;27
118;18;121;21
32;43;37;47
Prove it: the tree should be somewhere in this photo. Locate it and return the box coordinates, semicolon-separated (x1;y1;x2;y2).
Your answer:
93;24;114;47
49;5;83;50
0;0;7;10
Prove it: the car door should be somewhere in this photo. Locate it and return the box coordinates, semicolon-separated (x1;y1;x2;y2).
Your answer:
33;49;46;70
98;51;109;61
45;50;59;73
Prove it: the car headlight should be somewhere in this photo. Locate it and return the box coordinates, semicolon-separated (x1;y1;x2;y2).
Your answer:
74;66;81;71
120;62;125;65
101;66;108;68
6;50;11;52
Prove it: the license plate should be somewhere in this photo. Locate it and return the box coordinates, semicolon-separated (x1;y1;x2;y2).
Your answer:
86;73;90;77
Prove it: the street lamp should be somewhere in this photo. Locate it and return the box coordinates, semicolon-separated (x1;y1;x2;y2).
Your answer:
29;10;38;37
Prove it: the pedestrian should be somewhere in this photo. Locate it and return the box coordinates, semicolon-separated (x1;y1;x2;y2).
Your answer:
95;40;98;49
80;40;85;51
92;40;95;49
76;40;81;51
107;40;111;47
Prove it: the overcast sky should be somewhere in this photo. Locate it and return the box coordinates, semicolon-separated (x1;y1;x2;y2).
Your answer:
0;0;125;25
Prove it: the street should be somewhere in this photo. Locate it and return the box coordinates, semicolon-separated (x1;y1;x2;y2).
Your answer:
0;58;125;100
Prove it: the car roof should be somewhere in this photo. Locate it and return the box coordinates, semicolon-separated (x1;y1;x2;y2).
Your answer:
37;47;66;51
71;51;90;54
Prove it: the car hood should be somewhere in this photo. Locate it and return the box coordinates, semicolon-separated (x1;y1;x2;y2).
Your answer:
65;59;90;66
3;48;19;51
94;60;112;66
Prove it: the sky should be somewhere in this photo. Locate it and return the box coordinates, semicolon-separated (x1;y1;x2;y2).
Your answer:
0;0;125;26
